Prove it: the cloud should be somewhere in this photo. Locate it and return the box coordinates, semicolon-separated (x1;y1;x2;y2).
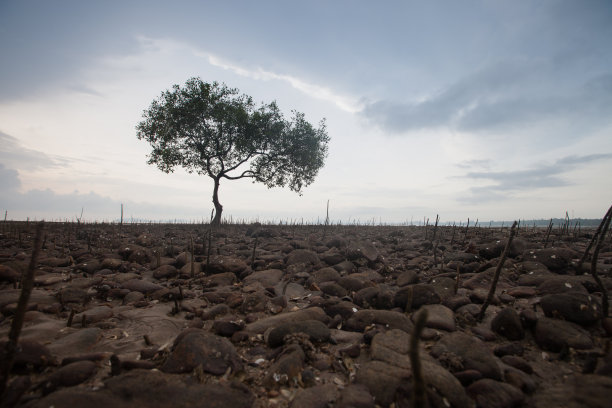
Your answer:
458;153;612;203
136;36;362;113
0;162;206;221
362;58;612;137
0;131;61;170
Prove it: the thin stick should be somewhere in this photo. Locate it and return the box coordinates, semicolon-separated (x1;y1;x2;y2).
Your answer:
578;204;612;271
478;221;517;322
410;310;428;408
0;221;44;396
590;211;611;317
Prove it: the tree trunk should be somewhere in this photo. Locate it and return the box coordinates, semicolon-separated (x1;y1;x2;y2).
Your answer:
211;177;223;226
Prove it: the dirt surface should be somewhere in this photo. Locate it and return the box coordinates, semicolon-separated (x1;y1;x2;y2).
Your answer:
1;221;611;407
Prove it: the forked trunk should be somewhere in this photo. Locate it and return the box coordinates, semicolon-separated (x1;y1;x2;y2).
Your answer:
211;177;223;226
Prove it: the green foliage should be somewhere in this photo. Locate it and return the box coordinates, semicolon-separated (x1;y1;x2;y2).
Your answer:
136;78;329;222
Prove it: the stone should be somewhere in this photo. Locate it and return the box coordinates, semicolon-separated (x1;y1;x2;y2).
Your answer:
396;269;419;286
346;241;380;263
266;320;331;348
413;304;456;331
431;331;502;380
161;330;243;375
0;264;20;283
309;267;341;284
242;269;284;287
534;317;594;352
30;369;255;408
319;281;348;297
206;255;248;274
491;308;525;340
336;384;376;408
290;383;339;408
59;287;90;305
0;339;55;370
540;292;602;325
152;264;177;280
346;309;413;333
532;374;612;408
522;247;576;272
121;279;163;295
245;307;329;334
41;360;98;394
75;305;113;325
264;344;305;387
467;378;524;408
394;284;441;310
285;249;320;267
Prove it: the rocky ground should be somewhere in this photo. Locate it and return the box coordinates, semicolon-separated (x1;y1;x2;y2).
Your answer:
0;221;611;408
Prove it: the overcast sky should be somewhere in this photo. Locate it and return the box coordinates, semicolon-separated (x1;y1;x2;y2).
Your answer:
1;0;611;224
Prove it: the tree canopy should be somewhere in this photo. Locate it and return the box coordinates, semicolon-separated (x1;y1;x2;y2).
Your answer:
136;77;329;225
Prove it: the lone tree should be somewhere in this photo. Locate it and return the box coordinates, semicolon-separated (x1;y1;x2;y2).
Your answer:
137;77;329;225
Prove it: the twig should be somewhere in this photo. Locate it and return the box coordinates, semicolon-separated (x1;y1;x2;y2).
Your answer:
590;209;611;317
478;221;517;322
0;221;44;396
410;310;428;408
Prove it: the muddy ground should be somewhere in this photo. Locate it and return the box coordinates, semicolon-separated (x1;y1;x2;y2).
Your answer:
0;221;611;407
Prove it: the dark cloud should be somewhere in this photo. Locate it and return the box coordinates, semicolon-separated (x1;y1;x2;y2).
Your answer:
362;61;612;136
458;153;612;203
0;162;205;221
0;132;62;170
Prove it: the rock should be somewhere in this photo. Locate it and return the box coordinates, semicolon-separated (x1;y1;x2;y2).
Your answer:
321;299;360;319
431;331;502;380
536;278;589;295
30;369;255;408
347;241;380;263
362;329;472;408
394;284;441;310
467;378;524;408
245;307;329;334
59;287;90;305
206;255;248;274
532;374;612;408
48;328;102;359
243;269;284;288
501;355;533;374
396;269;418;286
75;305;113;325
355;360;410;406
161;330;243;375
266;320;331;347
346;309;413;333
491;308;525;340
534;317;594;352
212;320;245;337
286;249;320;267
522;247;576;272
540;292;602;325
264;344;305;387
0;339;55;370
337;275;368;291
0;264;20;283
121;279;163;295
153;264;177;279
336;384;376;408
430;276;458;300
290;383;339;408
319;281;348;297
413;304;456;331
41;360;98;394
203;272;236;287
310;266;341;283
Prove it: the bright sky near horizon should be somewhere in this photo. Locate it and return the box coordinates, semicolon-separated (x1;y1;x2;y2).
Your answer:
1;0;611;224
